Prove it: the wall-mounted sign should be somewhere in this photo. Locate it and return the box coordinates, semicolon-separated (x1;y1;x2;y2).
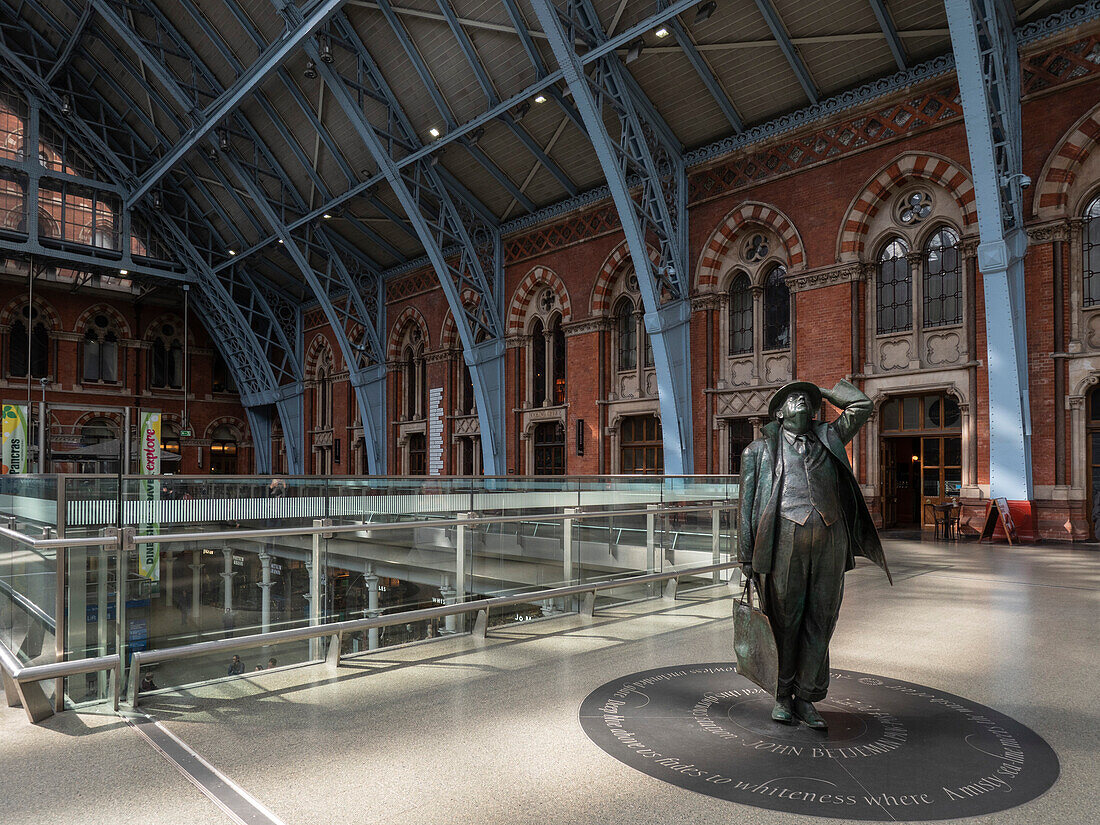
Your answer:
2;403;28;474
138;410;161;581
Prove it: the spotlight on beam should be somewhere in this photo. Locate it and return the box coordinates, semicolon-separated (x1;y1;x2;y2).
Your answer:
60;94;72;115
218;129;230;151
469;126;486;146
304;59;318;79
625;39;644;64
318;34;334;64
514;101;531;122
694;1;717;24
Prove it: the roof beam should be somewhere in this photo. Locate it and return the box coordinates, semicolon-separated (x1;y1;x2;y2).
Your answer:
118;0;351;208
434;0;579;196
867;0;908;70
664;15;743;132
752;0;819;104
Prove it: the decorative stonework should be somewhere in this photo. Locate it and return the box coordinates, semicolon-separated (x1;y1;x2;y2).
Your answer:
786;263;865;293
926;331;962;366
507;265;572;333
729;358;755;387
880;338;912;370
450;414;480;436
1033;101;1100;220
713;388;771;418
839;153;977;260
591;240;661;315
1026;221;1071;243
387;306;430;361
1086;311;1100;350
696;202;806;292
763;353;792;384
562;318;611;337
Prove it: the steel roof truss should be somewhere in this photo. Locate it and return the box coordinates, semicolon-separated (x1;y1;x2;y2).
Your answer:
752;0;820;104
868;0;908;70
529;0;695;474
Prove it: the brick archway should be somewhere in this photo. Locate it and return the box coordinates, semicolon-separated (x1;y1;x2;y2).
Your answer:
507;266;572;334
590;241;661;316
695;201;805;292
439;288;482;351
838;153;976;261
1034;103;1100;220
74;304;132;338
0;295;62;331
387;306;430;361
305;333;337;380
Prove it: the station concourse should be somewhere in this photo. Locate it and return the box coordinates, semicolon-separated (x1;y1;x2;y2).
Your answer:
0;0;1099;823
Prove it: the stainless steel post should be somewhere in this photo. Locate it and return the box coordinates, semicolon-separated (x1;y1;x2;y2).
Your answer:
309;520;323;659
712;506;721;584
365;565;379;650
258;549;272;634
563;507;576;613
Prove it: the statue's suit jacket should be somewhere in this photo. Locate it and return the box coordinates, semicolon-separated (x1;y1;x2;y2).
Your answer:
737;380;891;583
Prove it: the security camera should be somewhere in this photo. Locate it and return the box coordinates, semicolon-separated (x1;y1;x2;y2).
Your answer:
1020;174;1032;189
1001;172;1031;189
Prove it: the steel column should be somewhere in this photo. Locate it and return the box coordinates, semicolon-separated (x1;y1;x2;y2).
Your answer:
945;0;1032;500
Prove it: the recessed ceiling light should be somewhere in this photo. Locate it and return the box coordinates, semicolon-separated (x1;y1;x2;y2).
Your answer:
429;127;440;138
119;269;128;275
278;238;284;244
323;213;332;219
228;249;237;255
534;94;547;104
655;26;669;38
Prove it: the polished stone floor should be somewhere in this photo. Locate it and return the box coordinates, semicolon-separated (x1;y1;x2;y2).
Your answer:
2;535;1098;825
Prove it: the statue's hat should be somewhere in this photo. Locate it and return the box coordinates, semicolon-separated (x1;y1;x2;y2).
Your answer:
768;381;822;420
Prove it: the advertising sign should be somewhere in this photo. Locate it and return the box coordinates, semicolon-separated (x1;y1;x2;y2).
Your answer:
138;411;161;581
2;403;28;474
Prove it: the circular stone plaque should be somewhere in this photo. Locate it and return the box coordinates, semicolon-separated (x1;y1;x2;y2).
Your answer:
579;664;1058;821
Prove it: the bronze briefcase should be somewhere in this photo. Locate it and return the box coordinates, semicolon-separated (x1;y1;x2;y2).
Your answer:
733;576;779;697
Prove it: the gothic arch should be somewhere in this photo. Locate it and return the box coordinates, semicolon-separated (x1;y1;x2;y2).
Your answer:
141;312;196;345
696;201;806;292
1033;102;1100;220
507;266;572;334
439;288;481;351
590;240;661;316
204;416;246;441
0;295;61;330
387;306;430;361
838;153;977;261
305;333;337;381
74;304;132;338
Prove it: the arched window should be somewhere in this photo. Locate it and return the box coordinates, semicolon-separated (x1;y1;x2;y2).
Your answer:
82;314;118;383
160;421;181;457
150;323;183;389
212;351;236;393
923;226;961;328
728;272;753;355
9;305;49;378
531;317;546;406
762;264;790;351
877;237;912;334
616;298;636;371
551;316;566;405
316;363;332;429
1083;195;1100;307
209;425;239;474
403;345;417;420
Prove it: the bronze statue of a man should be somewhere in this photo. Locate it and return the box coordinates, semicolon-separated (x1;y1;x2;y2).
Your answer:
738;379;891;730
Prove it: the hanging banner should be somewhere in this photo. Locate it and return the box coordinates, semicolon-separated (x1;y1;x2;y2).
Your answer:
2;404;28;474
138;410;161;581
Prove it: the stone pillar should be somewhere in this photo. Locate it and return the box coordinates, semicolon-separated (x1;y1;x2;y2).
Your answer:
258;549;273;634
189;551;201;622
164;550;174;606
441;581;457;634
543;329;554;405
365;567;380;650
221;547;234;610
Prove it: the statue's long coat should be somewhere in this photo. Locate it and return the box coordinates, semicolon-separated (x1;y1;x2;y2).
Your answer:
737;381;892;582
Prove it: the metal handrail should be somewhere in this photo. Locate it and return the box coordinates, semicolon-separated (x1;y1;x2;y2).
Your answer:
128;559;741;708
0;643;120;723
129;501;733;546
0;579;56;631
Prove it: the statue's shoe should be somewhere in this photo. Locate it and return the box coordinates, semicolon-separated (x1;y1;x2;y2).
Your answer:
793;698;827;730
771;696;793;724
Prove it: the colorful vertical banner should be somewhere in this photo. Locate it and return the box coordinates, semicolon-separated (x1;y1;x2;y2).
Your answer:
2;404;28;474
138;410;161;581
